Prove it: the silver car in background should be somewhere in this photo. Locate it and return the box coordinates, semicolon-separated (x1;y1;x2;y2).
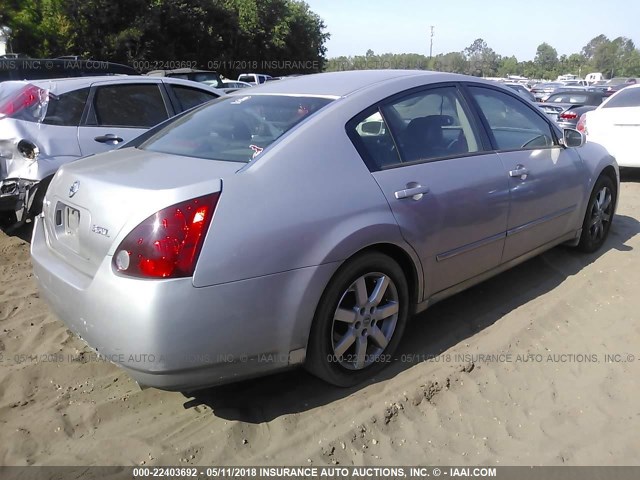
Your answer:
31;70;618;391
0;76;222;227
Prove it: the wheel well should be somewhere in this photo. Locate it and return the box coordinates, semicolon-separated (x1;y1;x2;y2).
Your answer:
600;165;617;188
356;243;420;307
599;165;618;208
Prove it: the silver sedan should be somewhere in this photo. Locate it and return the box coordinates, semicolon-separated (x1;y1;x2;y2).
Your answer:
31;70;618;390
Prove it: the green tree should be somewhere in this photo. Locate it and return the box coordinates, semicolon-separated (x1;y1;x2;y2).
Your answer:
464;38;498;77
534;42;558;78
1;0;330;76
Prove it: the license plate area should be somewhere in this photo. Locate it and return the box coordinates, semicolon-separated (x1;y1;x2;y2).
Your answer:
55;204;81;236
53;201;83;254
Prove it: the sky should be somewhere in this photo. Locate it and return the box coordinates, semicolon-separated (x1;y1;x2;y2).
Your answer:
305;0;640;61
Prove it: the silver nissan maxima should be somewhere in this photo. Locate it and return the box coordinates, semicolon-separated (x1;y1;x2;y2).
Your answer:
31;70;618;390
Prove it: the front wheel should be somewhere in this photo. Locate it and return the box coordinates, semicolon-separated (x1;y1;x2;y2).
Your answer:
305;252;409;387
576;174;616;253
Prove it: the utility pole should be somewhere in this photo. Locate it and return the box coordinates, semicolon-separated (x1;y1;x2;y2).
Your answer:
429;25;435;59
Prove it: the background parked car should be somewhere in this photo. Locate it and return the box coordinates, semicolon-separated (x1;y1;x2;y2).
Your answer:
31;70;618;391
503;82;536;102
537;90;607;127
237;73;272;85
0;76;222;227
530;82;565;101
146;68;223;88
215;80;252;93
580;84;640;167
602;77;638;97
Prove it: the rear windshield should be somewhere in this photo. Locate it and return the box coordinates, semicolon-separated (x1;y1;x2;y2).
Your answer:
548;94;588;103
141;94;333;163
602;88;640;108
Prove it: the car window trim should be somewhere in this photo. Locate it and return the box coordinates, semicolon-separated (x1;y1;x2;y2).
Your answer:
459;82;563;152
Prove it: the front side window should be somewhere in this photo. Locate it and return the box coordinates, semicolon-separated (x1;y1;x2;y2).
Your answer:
141;94;333;163
93;84;169;128
468;86;555;150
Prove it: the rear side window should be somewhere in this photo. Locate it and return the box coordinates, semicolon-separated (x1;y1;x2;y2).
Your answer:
348;86;481;170
43;88;89;126
141;95;333;163
171;85;218;111
238;75;254;83
383;86;480;164
603;88;640;108
468;86;554;150
92;84;169;128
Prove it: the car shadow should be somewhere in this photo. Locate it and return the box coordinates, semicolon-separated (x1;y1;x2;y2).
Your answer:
182;214;640;423
0;218;34;243
620;168;640;183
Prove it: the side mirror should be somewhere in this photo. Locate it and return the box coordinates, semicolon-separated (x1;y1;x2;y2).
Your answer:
361;121;383;135
562;128;585;148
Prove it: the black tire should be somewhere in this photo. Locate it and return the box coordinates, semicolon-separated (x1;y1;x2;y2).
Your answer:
305;252;409;387
28;176;53;217
576;174;616;253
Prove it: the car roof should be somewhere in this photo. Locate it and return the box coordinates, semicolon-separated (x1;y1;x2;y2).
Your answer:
229;70;459;97
8;75;223;95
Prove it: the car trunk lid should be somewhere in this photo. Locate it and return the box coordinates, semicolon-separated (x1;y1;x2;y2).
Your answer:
42;147;241;278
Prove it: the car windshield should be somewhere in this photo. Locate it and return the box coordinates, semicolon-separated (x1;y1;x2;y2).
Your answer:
140;94;333;163
602;88;640;108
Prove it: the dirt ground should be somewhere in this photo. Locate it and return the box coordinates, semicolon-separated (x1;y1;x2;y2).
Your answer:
1;172;639;466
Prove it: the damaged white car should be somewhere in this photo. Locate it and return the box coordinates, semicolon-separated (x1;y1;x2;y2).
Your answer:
0;76;222;228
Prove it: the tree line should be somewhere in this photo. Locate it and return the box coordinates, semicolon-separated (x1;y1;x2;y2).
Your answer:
2;2;638;81
326;35;640;80
0;0;329;76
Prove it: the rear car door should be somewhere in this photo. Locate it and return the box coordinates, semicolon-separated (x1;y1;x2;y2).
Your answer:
78;81;171;156
466;85;585;263
349;84;510;297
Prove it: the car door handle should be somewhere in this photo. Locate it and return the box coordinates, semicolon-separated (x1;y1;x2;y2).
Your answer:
394;185;430;200
94;134;124;144
509;166;529;179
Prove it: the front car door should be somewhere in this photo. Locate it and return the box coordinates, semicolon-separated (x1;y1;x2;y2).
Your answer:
465;84;585;262
78;81;171;156
349;84;510;298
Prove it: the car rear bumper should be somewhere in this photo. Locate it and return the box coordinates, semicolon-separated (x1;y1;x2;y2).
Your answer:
31;215;338;390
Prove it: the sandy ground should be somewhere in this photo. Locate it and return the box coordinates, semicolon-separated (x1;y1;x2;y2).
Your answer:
1;173;639;467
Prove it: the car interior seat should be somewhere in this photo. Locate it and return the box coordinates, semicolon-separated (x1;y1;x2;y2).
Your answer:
402;115;451;161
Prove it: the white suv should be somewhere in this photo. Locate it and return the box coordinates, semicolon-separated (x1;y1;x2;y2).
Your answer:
237;73;273;85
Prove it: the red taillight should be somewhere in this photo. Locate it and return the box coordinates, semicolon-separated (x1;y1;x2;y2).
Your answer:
114;193;220;279
560;111;578;120
576;113;587;134
0;84;47;118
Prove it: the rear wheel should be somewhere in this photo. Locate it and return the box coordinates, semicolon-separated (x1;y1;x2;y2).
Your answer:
305;252;409;387
576;175;616;253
